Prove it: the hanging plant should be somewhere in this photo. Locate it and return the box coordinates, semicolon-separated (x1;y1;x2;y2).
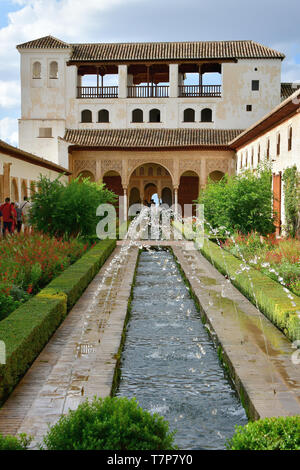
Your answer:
282;166;300;238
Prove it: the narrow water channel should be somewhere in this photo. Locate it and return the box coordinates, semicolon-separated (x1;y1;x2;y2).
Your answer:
116;249;247;450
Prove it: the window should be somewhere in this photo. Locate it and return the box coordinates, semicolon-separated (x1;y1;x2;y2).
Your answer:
276;133;281;156
39;127;52;138
252;80;259;91
183;108;195;123
32;61;41;79
98;109;109;123
149;108;161;123
246;105;252;112
288;126;292;151
81;109;92;123
251;148;254;166
201;108;212;123
148;167;153;176
245;151;248;167
240;155;242;169
49;61;58;79
257;144;261;163
140;167;144;176
132;109;143;123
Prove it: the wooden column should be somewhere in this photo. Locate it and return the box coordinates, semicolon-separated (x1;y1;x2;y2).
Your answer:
3;162;12;199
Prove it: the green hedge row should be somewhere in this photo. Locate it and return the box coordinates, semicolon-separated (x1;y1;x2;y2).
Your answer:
0;239;116;405
200;239;300;342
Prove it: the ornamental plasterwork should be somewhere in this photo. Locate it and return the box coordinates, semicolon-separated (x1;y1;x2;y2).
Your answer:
127;159;174;177
179;160;201;176
74;159;96;174
101;159;122;174
206;159;229;173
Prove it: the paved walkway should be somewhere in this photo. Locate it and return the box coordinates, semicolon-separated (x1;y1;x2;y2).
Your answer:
0;245;139;447
0;240;299;447
173;246;300;419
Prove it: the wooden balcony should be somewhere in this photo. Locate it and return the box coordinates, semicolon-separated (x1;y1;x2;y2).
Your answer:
77;86;118;98
127;85;169;98
178;85;221;97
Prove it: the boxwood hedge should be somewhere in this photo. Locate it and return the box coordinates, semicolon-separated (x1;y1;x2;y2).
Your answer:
0;239;116;405
200;239;300;342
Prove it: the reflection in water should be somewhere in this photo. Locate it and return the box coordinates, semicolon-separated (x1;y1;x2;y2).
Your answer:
116;250;247;450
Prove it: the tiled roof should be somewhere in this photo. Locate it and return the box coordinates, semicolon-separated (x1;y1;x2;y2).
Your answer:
69;40;284;62
0;139;70;174
16;35;70;49
281;82;300;101
63;128;243;148
17;36;285;61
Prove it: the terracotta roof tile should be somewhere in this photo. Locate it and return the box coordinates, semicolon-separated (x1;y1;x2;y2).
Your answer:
63;128;243;148
17;36;284;61
17;35;70;49
281;83;300;101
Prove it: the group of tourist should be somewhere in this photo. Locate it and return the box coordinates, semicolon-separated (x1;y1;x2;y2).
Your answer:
0;196;31;237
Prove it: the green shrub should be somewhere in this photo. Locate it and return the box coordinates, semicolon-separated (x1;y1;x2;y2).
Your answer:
226;416;300;450
30;175;117;238
199;164;274;235
0;433;31;450
0;239;116;405
200;239;300;341
43;396;176;450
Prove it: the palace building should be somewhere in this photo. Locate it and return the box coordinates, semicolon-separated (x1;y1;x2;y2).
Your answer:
14;35;295;211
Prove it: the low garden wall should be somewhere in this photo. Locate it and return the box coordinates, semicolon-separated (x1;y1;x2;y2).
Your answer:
200;239;300;342
0;239;116;405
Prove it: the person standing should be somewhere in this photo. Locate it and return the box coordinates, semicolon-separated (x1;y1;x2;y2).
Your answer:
0;197;13;237
10;202;17;233
20;196;31;235
15;202;23;234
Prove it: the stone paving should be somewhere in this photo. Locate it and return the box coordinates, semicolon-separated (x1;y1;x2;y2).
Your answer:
0;245;139;447
0;240;299;447
173;245;300;419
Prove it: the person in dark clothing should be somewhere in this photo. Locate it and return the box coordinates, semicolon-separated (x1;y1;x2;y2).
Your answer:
0;197;13;236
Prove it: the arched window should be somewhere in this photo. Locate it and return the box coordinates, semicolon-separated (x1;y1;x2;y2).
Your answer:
148;167;153;176
183;108;195;123
98;109;109;123
132;109;143;123
32;61;41;79
201;108;213;122
139;167;144;176
49;61;58;79
81;109;92;123
149;108;161;123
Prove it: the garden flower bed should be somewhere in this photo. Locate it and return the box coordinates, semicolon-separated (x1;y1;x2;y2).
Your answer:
0;233;90;320
221;232;300;296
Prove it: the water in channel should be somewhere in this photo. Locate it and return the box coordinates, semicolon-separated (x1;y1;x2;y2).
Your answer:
116;249;247;450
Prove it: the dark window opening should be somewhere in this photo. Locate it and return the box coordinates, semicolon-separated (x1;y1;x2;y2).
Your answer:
252;80;259;91
132;109;143;123
201;108;212;122
246;104;252;112
149;108;161;123
183;108;195;122
81;109;92;123
98;109;109;123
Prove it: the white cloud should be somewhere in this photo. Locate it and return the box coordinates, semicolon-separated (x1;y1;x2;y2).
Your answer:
0;80;20;108
0;117;18;146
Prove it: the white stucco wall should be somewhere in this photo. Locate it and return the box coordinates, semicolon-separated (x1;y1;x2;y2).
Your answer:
18;47;283;166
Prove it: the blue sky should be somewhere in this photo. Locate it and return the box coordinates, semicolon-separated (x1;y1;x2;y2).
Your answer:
0;0;299;146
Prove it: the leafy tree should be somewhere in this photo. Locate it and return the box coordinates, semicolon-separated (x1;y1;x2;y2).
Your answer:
199;165;275;235
282;166;300;238
30;176;117;238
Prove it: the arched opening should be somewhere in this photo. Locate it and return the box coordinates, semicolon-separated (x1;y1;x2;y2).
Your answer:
183;108;195;123
148;167;153;176
81;109;92;123
209;170;225;182
102;170;123;197
98;109;109;123
78;170;95;182
161;187;172;207
144;183;158;204
132;109;143;123
201;108;213;122
49;61;58;79
129;187;141;206
149;108;161;123
11;178;19;202
21;180;28;200
178;171;199;213
32;61;41;79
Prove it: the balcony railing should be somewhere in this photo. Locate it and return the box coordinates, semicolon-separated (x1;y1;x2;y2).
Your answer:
178;85;221;97
77;86;118;98
127;85;169;98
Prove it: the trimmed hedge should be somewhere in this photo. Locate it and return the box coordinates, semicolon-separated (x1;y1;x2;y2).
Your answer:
0;239;116;405
200;239;300;342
